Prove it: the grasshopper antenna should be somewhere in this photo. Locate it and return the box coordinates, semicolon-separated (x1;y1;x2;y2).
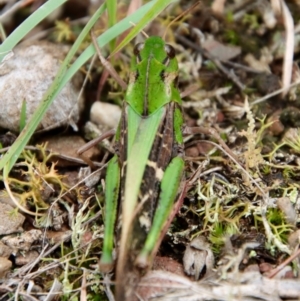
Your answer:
163;1;201;40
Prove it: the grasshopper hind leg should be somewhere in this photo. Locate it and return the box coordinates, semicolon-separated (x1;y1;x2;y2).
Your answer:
136;156;185;268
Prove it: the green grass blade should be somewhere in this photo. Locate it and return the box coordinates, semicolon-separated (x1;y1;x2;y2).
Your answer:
19;99;26;132
110;0;177;57
0;3;107;176
0;0;68;63
56;1;156;95
106;0;117;51
0;1;158;175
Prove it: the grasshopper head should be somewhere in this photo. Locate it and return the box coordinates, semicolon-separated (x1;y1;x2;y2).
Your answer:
133;36;176;67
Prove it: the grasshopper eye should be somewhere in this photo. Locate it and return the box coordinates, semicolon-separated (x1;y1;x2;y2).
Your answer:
134;43;144;55
134;43;144;63
164;44;175;58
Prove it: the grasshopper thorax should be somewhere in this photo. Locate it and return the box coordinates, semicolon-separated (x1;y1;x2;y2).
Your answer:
125;36;181;116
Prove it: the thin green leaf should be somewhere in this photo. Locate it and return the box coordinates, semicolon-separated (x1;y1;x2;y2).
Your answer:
56;1;156;96
0;1;157;175
106;0;117;51
19;99;26;132
110;0;177;57
0;0;68;63
0;3;107;176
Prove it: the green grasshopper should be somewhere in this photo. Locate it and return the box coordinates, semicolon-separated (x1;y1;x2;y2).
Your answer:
96;36;186;300
86;28;234;299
